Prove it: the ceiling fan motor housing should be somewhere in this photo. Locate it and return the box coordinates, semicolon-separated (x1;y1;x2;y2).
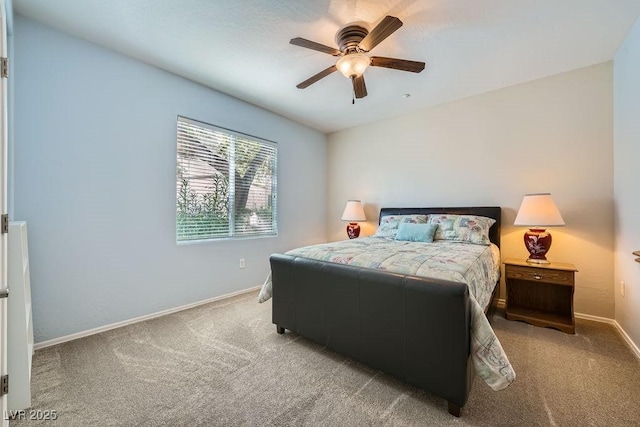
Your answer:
336;25;369;53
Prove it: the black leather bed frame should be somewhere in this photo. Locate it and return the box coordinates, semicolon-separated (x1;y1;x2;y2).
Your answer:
270;207;501;417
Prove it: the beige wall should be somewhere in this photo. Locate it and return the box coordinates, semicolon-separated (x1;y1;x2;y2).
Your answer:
328;62;614;318
614;18;640;348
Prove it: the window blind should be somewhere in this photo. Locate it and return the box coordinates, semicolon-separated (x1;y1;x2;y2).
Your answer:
176;116;278;242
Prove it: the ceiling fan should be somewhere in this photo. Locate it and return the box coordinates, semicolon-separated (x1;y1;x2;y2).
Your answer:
290;15;425;101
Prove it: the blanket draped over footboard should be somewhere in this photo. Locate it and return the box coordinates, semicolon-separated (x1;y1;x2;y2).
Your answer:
258;237;515;391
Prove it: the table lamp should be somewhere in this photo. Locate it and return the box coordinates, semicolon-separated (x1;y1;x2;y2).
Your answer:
514;193;565;264
341;200;366;239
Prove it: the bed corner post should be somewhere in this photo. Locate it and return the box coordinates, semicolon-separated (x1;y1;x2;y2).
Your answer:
448;401;462;417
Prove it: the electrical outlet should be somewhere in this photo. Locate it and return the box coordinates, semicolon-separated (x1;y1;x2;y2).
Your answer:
620;281;625;297
239;259;245;269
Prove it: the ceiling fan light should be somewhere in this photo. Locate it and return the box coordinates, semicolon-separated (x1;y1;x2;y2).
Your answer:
336;53;371;78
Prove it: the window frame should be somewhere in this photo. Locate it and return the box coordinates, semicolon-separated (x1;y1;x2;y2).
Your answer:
176;116;278;243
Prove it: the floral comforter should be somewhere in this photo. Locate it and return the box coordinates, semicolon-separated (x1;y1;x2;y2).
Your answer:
258;237;515;391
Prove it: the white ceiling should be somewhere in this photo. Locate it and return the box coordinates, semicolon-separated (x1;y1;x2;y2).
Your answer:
13;0;640;133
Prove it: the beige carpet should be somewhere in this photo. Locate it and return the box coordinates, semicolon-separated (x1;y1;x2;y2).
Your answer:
10;291;640;426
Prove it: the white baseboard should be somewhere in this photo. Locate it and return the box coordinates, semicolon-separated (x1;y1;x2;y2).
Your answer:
574;312;615;324
611;320;640;360
496;298;640;360
34;285;262;351
35;290;640;362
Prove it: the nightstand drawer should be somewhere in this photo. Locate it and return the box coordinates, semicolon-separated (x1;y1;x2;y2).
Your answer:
505;265;574;286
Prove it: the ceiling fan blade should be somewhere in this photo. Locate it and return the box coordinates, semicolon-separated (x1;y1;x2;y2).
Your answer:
296;65;338;89
358;16;403;52
352;75;367;99
370;56;425;73
290;37;341;56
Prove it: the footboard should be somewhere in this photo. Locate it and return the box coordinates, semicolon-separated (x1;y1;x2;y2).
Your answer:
270;253;474;416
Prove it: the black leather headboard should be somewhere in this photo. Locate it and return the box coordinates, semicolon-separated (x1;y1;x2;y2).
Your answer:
379;207;501;248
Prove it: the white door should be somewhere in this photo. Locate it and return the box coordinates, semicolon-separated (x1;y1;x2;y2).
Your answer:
0;0;8;426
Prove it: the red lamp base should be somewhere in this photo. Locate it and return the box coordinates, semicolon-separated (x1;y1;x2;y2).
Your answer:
524;228;552;264
346;223;360;239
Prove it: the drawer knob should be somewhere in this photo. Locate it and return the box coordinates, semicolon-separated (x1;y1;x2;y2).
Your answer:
533;274;542;280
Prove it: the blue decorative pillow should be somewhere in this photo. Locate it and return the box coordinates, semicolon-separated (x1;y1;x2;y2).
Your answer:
395;223;438;243
373;214;429;238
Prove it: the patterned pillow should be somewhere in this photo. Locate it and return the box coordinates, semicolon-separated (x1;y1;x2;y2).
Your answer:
374;214;429;238
428;214;496;245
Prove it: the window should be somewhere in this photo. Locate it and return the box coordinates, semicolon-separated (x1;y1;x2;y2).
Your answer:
176;116;277;242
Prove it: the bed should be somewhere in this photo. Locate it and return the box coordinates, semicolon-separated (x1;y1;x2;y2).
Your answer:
259;207;515;416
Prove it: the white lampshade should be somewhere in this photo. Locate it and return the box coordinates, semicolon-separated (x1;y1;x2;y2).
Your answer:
514;193;565;227
341;200;366;222
336;53;371;78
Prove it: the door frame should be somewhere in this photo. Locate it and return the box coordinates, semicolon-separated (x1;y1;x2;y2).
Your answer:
0;0;9;425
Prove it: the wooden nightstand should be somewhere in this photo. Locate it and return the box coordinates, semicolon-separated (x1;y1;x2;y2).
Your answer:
503;258;578;334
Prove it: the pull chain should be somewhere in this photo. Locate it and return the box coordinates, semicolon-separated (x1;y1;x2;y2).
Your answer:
351;76;355;104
